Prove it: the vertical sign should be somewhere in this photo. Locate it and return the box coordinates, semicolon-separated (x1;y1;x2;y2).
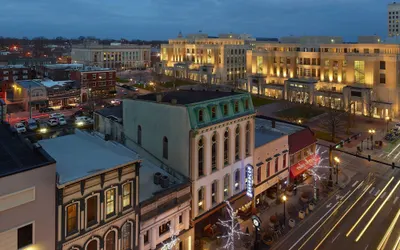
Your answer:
246;165;254;198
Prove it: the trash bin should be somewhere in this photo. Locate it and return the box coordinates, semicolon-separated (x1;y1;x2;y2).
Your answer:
289;218;296;228
299;210;305;219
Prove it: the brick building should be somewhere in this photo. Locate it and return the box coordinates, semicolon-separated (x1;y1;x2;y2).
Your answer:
0;65;32;100
40;64;84;81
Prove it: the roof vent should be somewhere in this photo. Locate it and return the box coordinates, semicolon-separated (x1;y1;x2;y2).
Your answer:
156;94;162;102
160;175;169;188
171;99;177;104
272;120;276;128
154;172;162;185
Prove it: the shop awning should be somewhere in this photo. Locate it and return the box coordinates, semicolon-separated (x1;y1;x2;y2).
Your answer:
290;154;320;178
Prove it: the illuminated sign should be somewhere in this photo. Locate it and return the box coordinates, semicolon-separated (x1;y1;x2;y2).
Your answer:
246;165;254;198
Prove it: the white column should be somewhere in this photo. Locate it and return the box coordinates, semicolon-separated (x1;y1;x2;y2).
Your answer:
184;209;190;230
205;185;211;211
218;178;224;203
170;216;176;233
150;227;157;250
139;234;145;250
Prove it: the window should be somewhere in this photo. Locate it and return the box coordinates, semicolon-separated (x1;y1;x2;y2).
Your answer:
198;109;204;122
380;73;386;84
179;215;183;224
159;222;170;236
137;125;142;145
87;240;98;250
234;101;239;113
198;138;204;177
198;187;204;212
245;99;249;110
223;129;229;165
163;137;168;159
122;223;132;250
266;162;270;178
92;73;97;79
18;224;33;249
283;154;287;169
380;61;386;70
235;170;240;191
224;174;230;199
3;76;8;80
211;181;218;205
106;189;116;216
257;167;261;183
105;231;116;250
223;104;228;115
144;231;149;244
245;123;250;156
211;133;218;171
364;49;369;54
354;61;365;84
87;196;98;226
324;60;330;67
123;183;131;208
67;204;78;235
235;126;240;160
211;106;216;119
374;49;380;54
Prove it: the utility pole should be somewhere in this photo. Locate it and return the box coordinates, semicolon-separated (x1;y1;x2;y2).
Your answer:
28;84;32;119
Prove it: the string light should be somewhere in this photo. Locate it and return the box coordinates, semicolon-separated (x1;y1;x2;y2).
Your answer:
161;224;180;250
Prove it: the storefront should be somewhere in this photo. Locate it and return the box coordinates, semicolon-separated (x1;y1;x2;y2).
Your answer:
290;154;320;183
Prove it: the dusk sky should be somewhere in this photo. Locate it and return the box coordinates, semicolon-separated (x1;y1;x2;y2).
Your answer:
1;0;389;41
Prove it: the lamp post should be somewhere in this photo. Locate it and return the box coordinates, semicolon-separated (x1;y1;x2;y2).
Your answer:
386;116;390;133
368;129;376;150
298;119;302;124
334;156;340;185
282;195;287;227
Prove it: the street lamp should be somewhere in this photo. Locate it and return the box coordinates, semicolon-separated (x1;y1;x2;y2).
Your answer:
334;156;340;185
298;119;302;124
386;116;390;133
368;129;376;150
282;195;287;227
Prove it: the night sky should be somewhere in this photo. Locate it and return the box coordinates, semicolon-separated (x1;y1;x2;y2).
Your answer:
1;0;389;41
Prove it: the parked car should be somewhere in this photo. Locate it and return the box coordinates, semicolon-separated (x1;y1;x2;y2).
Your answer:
47;118;58;127
39;107;54;113
27;119;38;130
38;122;48;134
60;105;74;110
75;116;93;126
58;117;67;126
14;123;27;133
72;110;84;118
49;113;64;119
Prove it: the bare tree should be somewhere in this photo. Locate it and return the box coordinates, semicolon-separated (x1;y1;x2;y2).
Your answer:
319;108;346;142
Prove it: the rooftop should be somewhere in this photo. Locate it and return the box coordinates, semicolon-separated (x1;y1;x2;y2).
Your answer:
40;79;75;88
44;63;84;70
38;129;140;185
0;123;54;178
16;79;44;89
255;119;287;147
95;105;123;119
80;66;114;72
255;117;304;136
0;64;28;69
136;90;242;105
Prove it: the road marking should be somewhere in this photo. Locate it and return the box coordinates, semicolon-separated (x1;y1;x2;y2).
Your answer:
369;187;375;194
352;181;359;187
394;197;399;205
381;192;387;199
365;244;369;250
332;232;341;243
326;203;332;208
362;199;370;207
375;189;381;196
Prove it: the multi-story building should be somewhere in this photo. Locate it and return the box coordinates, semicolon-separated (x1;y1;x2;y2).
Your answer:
41;79;81;107
41;64;84;81
157;33;250;84
38;129;140;250
70;66;117;102
8;79;48;110
246;36;400;119
71;41;151;69
0;65;31;100
388;2;400;37
0;122;56;250
7;57;57;69
123;90;256;240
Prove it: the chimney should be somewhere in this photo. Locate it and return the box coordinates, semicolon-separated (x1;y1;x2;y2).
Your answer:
156;94;162;102
272;120;276;128
171;99;177;104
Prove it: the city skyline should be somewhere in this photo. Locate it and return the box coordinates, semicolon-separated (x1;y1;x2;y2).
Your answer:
1;0;390;41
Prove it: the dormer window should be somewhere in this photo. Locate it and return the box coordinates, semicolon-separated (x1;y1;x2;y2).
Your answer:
234;101;239;113
245;99;249;110
223;104;228;116
198;109;204;122
211;106;216;119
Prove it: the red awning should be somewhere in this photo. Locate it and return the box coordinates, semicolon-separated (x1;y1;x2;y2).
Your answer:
290;154;321;178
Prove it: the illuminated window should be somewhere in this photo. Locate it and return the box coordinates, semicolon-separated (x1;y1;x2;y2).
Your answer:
122;183;131;208
106;189;116;216
211;133;217;171
66;204;78;235
354;61;365;84
198;187;204;212
235;170;240;191
256;56;263;73
198;138;204;177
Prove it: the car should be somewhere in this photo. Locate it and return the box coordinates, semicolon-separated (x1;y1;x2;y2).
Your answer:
14;123;26;133
58;117;67;126
49;113;64;119
60;105;74;110
38;122;48;134
75;116;93;126
39;107;54;113
72;110;84;118
47;118;58;127
27;118;38;130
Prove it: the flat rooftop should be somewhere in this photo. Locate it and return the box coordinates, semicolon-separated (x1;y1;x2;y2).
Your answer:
255;117;304;136
44;64;84;70
95;105;122;119
16;79;43;89
41;79;75;88
80;66;114;72
0;64;27;69
255;124;286;147
136;90;242;105
38;129;140;185
0;123;54;178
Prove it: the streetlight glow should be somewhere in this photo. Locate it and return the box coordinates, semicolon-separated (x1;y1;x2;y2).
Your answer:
334;156;340;163
282;195;287;202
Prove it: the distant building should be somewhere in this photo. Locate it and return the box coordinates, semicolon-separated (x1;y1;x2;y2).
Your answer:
41;63;84;81
9;79;48;111
71;42;151;70
0;123;56;250
41;79;81;107
94;105;124;142
6;56;57;69
39;129;141;250
388;2;400;37
150;48;160;68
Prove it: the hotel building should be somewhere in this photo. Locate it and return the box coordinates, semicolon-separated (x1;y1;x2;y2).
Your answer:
246;36;400;119
156;33;250;84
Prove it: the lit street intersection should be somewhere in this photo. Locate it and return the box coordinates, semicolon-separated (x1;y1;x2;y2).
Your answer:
274;149;400;250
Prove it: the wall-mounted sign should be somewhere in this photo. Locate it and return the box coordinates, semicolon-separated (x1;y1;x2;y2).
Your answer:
246;165;254;198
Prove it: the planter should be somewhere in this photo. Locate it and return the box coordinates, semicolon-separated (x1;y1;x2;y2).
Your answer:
301;192;309;203
309;202;315;211
299;210;305;220
262;235;273;246
289;218;296;228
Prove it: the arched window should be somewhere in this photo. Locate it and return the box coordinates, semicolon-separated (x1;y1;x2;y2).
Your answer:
198;138;204;177
105;231;116;250
137;125;142;145
122;222;132;250
86;240;98;250
211;180;218;205
235;126;240;161
163;137;168;159
234;169;240;191
224;128;229;165
198;187;205;213
245;122;250;156
224;174;230;199
211;133;217;171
